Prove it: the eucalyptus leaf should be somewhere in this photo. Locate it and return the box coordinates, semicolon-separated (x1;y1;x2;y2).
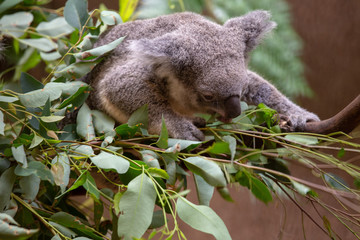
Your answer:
92;110;115;134
64;0;89;30
118;173;157;240
167;139;201;151
324;173;349;191
177;196;231;240
140;150;160;169
74;37;124;59
0;11;33;37
0;96;18;103
19;174;40;201
0;111;4;135
40;51;62;61
284;134;319;145
40;115;65;123
51;152;70;192
11;145;27;167
223;135;236;161
194;174;214;206
18;38;57;52
0;167;16;211
83;172;100;200
90;151;130;174
127;104;148;129
183;157;226;187
155;117;168;149
20;72;43;93
76;103;95;140
36;17;74;37
100;10;122;25
0;213;38;240
0;0;23;14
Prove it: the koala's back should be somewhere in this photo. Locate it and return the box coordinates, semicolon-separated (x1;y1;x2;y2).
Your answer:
94;12;217;50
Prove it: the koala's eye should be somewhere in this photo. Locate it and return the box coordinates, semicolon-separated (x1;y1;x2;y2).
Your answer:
201;93;215;102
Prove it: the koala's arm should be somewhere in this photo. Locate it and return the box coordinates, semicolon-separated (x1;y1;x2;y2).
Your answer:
243;71;320;130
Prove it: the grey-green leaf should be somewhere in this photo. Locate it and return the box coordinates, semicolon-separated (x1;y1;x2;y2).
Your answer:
11;145;27;168
223;135;236;161
194;174;214;206
0;11;33;37
51;152;70;192
101;10;122;25
0;167;16;211
18;38;57;52
177;196;231;240
76;103;95;140
64;0;89;30
0;0;23;14
36;17;74;37
0;111;4;135
92;110;115;134
118;173;157;240
74;37;124;59
0;213;38;240
90;151;129;174
284;134;319;145
183;157;226;187
19;174;40;201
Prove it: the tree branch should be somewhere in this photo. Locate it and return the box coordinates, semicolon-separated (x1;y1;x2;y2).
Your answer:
304;95;360;134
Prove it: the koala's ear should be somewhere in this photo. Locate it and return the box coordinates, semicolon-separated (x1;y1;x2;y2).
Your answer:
224;10;276;58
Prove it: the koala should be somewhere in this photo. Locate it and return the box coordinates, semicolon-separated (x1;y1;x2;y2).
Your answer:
84;10;320;140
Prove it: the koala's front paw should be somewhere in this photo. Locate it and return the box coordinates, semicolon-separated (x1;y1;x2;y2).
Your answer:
169;120;205;141
278;112;320;132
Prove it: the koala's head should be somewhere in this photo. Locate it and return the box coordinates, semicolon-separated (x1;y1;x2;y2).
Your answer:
129;10;276;121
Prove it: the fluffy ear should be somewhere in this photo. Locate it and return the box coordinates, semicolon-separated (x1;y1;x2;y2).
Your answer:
224;10;276;58
128;38;173;78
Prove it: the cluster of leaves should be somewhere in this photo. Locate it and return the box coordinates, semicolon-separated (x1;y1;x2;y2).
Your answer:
0;0;360;240
136;0;311;98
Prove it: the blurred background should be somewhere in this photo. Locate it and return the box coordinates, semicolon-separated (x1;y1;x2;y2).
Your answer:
8;0;360;238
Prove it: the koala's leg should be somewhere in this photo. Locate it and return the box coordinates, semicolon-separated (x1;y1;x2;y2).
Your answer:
243;70;320;130
95;60;204;141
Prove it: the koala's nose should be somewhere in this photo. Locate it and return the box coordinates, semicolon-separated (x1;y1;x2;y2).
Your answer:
224;95;241;118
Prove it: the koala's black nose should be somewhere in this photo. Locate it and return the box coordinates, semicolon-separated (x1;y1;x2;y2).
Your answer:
224;95;241;118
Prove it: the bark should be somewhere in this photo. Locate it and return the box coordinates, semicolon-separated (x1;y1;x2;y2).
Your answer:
304;95;360;134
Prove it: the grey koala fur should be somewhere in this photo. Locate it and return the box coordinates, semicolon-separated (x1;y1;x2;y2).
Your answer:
84;10;320;140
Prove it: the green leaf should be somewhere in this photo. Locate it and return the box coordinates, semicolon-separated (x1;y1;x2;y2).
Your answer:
217;186;234;202
140;150;160;169
155;117;168;149
0;213;38;240
64;0;89;30
149;210;165;229
19;174;40;201
49;221;76;238
194;174;214;206
324;173;349;191
284;134;319;145
55;61;98;79
18;38;57;52
207;141;230;155
76;103;95;140
20;72;43;94
223;135;236;161
250;176;273;204
100;10;122;25
11;145;27;167
40;115;65;123
183;157;226;187
0;167;16;211
57;85;90;110
0;96;18;103
147;168;169;179
127;104;148;129
113;192;123;215
118;173;157;240
56;172;87;199
14;161;54;183
177;196;231;240
29;135;44;148
40;51;62;61
50;212;102;240
74;37;124;59
119;0;139;22
90;151;129;174
0;111;4;135
83;172;100;200
36;17;74;37
0;11;33;37
167;138;201;151
0;0;23;14
92;110;115;134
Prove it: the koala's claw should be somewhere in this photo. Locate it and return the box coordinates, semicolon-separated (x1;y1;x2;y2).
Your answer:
276;114;294;132
276;112;320;132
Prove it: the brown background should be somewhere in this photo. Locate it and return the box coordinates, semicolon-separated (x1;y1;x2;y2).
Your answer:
51;0;360;239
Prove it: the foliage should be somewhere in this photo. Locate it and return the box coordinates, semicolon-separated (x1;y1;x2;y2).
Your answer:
136;0;311;98
0;0;360;240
